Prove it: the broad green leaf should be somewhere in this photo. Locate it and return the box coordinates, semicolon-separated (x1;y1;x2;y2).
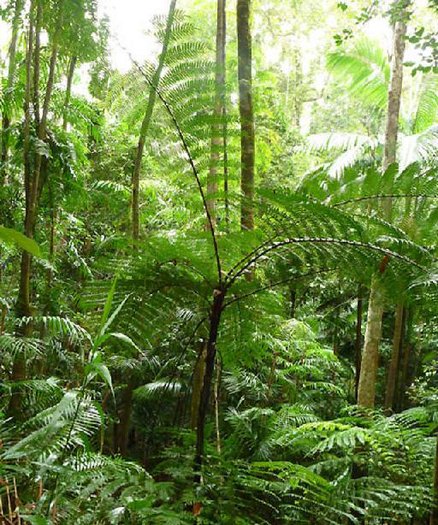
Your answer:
0;226;41;257
99;276;118;334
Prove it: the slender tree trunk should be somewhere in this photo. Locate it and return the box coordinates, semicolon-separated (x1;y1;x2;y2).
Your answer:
355;288;364;401
357;276;384;408
357;3;408;408
223;111;230;230
237;0;255;231
63;55;77;131
132;0;177;243
117;0;177;455
381;9;408;216
1;0;24;184
8;3;35;418
17;0;62;313
45;182;56;309
431;434;438;525
384;303;405;412
383;15;408;172
395;309;414;412
396;341;413;411
207;0;227;228
16;1;34;313
33;0;63;188
10;0;63;417
41;55;76;323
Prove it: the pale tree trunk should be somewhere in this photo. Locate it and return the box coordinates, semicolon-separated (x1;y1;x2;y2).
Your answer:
131;0;177;243
357;3;408;408
357;277;385;407
382;11;408;218
1;0;25;185
237;0;255;231
384;303;405;411
207;0;227;228
383;15;408;172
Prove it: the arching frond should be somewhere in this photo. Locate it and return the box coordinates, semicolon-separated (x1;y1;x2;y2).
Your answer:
327;37;390;110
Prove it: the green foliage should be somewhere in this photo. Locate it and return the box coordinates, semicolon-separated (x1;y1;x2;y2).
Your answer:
0;0;437;523
0;226;41;256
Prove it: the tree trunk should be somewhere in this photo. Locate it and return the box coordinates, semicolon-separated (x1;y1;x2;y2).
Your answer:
132;0;177;243
357;4;408;408
118;0;177;454
383;13;408;165
1;0;25;184
9;0;63;417
16;0;62;313
63;55;77;131
237;0;255;231
382;10;408;219
207;0;227;228
357;277;384;408
384;303;405;412
223;111;230;230
355;288;364;401
8;5;35;418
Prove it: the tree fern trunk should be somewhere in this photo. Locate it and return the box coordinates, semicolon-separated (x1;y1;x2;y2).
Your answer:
357;277;384;408
132;0;177;243
194;288;225;483
384;303;405;412
237;0;255;231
